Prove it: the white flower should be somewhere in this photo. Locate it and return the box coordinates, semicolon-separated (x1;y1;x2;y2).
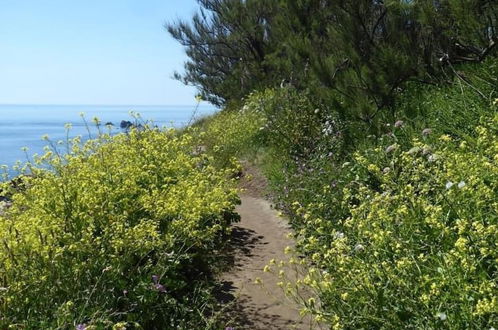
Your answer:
354;244;364;252
458;181;466;189
436;312;447;321
383;167;391;174
334;232;345;239
422;128;433;136
445;182;454;189
428;154;439;162
385;144;398;153
394;120;404;128
407;147;420;155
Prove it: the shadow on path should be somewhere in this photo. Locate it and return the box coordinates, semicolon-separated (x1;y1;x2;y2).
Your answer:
214;196;311;329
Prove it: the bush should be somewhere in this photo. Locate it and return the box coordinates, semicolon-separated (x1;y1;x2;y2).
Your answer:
237;59;498;328
245;88;343;160
286;107;498;328
196;106;266;168
394;58;498;139
0;126;240;328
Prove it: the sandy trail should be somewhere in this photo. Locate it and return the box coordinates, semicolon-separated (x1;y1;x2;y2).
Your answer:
217;195;313;329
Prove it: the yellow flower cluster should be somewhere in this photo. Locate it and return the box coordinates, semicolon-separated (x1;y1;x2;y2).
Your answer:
0;126;240;327
291;113;498;328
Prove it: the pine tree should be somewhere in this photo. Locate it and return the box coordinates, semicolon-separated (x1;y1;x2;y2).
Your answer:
169;0;497;118
270;0;497;124
167;0;278;107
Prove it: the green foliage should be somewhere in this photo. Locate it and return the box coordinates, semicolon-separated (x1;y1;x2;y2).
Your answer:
0;126;240;328
277;0;497;122
395;58;498;137
289;109;498;328
241;61;498;328
172;0;497;126
169;1;498;326
167;0;279;106
194;106;266;168
244;88;343;159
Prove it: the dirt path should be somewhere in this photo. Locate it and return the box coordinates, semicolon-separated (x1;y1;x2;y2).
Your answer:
217;195;313;329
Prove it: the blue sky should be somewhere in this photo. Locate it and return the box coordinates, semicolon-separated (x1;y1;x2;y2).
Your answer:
0;0;202;105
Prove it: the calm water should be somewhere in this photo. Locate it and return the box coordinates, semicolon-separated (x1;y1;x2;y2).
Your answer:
0;104;216;177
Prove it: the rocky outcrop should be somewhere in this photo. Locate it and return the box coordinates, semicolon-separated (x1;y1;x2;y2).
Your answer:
120;120;134;129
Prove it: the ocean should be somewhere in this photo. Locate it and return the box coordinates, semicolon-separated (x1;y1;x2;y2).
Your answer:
0;104;217;177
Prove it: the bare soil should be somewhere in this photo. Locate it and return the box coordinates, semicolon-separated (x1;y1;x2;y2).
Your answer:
216;163;314;329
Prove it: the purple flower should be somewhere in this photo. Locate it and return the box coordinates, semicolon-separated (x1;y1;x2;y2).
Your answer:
394;120;404;128
152;275;166;293
154;283;167;293
76;324;86;330
422;128;432;136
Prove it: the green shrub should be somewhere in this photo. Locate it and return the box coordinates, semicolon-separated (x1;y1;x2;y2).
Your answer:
394;58;498;138
196;106;266;168
245;88;343;159
0;126;239;328
241;59;498;328
285;107;498;328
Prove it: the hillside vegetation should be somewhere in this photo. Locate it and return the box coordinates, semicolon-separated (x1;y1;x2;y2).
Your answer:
0;0;496;328
0;125;241;328
195;58;498;328
170;1;497;326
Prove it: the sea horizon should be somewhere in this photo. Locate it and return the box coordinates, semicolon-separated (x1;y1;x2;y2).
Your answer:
0;104;217;177
0;103;211;107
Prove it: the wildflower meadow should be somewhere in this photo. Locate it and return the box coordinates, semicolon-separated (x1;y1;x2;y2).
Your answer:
0;123;240;328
